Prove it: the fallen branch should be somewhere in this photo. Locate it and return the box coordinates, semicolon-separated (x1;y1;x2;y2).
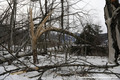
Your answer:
0;63;118;76
36;63;119;70
57;71;120;77
0;51;35;64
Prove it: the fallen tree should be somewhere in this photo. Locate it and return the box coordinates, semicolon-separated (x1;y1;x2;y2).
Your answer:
0;26;92;64
29;8;96;64
0;63;119;78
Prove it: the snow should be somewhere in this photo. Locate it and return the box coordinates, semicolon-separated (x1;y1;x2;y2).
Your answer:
0;54;120;80
0;74;32;80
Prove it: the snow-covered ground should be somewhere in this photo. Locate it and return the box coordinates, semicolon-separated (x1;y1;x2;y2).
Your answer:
0;53;120;80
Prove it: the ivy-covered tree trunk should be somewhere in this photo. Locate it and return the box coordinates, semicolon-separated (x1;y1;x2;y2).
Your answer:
104;0;120;64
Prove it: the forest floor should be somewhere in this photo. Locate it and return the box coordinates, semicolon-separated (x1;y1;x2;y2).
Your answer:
0;52;120;80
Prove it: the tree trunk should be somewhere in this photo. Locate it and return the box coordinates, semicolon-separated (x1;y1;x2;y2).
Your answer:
104;0;120;64
32;39;38;64
10;0;17;51
44;0;48;54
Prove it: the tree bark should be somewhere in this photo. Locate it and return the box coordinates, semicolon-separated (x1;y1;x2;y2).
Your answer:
9;0;17;51
104;0;120;64
29;8;52;64
32;39;38;64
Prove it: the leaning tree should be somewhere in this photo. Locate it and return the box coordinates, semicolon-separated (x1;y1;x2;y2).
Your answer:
104;0;120;64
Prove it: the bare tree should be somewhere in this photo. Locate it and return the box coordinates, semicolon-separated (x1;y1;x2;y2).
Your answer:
1;1;120;79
